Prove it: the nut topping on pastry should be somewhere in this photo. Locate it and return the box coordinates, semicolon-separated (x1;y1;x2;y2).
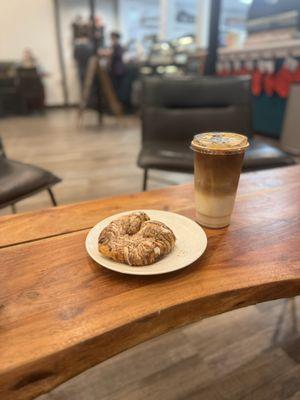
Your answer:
98;212;176;266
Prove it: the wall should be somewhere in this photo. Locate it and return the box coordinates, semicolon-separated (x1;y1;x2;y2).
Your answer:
0;0;64;105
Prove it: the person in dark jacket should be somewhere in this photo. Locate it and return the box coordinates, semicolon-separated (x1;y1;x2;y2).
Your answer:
109;32;125;99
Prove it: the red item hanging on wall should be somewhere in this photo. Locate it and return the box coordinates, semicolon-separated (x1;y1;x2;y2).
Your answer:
216;64;223;77
264;73;276;96
275;66;294;98
238;66;249;76
232;60;241;76
219;67;230;77
251;69;263;96
216;61;228;77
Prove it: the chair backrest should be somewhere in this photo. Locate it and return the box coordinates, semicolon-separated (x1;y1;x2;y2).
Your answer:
141;76;253;144
281;83;300;155
16;67;44;95
0;137;6;158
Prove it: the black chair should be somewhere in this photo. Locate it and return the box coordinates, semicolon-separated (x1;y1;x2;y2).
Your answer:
0;137;61;212
0;77;19;117
138;76;295;190
16;67;45;114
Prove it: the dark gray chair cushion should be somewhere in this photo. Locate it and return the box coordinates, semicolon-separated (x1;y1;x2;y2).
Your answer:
138;141;193;172
243;139;295;171
0;158;61;207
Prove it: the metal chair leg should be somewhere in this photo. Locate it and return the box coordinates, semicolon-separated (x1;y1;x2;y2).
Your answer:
47;188;58;206
142;169;148;191
11;204;17;214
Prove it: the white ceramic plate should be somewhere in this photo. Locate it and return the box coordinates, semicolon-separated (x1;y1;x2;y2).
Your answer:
85;210;207;276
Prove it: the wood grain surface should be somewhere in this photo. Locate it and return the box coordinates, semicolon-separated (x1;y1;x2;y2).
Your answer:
0;165;300;400
0;165;298;248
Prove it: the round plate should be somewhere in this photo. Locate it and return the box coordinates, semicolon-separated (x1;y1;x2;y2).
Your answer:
85;210;207;276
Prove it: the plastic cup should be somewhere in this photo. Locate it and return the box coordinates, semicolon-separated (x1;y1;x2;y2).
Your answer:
191;132;249;228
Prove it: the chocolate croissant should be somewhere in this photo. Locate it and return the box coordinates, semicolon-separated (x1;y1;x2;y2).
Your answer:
98;212;176;266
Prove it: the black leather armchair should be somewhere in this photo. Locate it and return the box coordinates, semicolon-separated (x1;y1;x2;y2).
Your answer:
17;67;45;114
0;77;19;117
0;137;61;212
137;77;295;190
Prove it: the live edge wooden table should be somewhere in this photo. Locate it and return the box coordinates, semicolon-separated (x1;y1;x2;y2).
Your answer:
1;165;300;400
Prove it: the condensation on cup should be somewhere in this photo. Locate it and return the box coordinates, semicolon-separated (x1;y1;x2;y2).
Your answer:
191;132;249;229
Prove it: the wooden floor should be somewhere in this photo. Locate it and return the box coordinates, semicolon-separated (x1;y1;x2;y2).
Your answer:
0;110;299;399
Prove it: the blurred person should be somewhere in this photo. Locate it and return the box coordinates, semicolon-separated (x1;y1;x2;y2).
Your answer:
72;15;84;43
22;48;37;69
89;15;105;49
21;48;47;76
71;15;92;46
73;31;93;88
110;32;125;86
19;49;45;113
99;32;125;100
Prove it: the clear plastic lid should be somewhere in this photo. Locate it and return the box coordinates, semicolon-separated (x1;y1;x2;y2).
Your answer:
191;132;249;155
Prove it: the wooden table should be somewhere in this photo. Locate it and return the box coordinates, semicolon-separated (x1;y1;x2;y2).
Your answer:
1;165;300;400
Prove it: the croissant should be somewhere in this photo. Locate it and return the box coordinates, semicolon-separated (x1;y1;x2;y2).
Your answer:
98;212;176;266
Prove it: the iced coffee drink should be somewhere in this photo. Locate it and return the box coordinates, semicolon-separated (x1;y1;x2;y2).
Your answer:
191;132;249;228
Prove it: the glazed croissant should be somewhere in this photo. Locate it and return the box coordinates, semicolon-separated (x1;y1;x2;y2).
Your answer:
98;212;176;266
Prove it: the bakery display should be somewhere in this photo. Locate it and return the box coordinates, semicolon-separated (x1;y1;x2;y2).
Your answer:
98;212;176;266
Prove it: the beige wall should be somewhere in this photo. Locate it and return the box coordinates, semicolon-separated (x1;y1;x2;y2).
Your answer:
0;0;64;105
